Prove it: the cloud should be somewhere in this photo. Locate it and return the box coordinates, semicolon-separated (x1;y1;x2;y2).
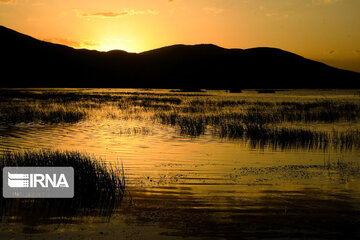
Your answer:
82;40;100;47
42;38;102;49
312;0;342;5
0;0;16;4
80;12;127;18
203;7;224;15
41;37;137;51
76;9;159;18
42;38;82;48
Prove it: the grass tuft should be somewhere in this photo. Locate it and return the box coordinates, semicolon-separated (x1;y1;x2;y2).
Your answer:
0;150;125;223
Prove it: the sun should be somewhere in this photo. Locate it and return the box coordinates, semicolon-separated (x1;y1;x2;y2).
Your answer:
86;36;151;53
72;36;142;53
95;39;134;52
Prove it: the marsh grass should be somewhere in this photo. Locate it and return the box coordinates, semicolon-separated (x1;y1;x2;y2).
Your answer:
273;103;360;122
185;100;360;123
1;89;360;150
2;90;359;124
0;102;88;124
229;89;242;93
0;89;206;103
218;122;331;150
153;110;360;150
219;123;360;150
154;112;206;136
0;150;125;224
332;130;360;151
170;88;205;93
258;89;276;93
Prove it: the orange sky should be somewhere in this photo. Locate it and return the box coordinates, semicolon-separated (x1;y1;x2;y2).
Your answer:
1;0;359;72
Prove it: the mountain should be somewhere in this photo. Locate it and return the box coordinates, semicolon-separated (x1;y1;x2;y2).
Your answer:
1;25;359;88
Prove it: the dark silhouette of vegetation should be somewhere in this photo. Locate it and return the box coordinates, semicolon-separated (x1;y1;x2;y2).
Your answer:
1;89;360;150
0;150;125;224
229;88;242;93
0;104;87;124
218;123;360;151
258;89;276;93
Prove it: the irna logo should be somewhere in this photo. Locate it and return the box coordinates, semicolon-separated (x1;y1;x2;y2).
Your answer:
7;172;69;188
3;167;74;198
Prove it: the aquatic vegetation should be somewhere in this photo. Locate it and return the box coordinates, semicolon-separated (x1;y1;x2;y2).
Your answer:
153;109;360;150
1;89;359;150
154;112;206;136
0;89;360;239
218;122;331;150
127;96;182;105
0;103;87;124
273;102;360;122
0;150;125;223
258;89;276;93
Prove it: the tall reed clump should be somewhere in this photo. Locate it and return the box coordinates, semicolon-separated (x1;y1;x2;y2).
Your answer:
151;97;360;150
217;122;331;150
273;101;360;123
0;103;87;124
332;130;360;151
154;112;206;136
217;121;360;151
0;150;125;224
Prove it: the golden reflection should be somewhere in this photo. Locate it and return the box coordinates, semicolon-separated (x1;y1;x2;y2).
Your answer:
1;89;360;239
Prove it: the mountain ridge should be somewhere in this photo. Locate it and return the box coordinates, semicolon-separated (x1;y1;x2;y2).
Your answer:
1;25;359;88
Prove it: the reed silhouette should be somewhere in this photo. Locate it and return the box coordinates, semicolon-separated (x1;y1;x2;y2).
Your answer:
1;89;360;150
0;150;125;225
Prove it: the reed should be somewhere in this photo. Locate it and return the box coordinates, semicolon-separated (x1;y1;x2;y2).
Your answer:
154;112;206;136
257;89;276;93
217;122;360;150
0;103;87;124
0;150;125;223
218;123;330;150
1;89;359;150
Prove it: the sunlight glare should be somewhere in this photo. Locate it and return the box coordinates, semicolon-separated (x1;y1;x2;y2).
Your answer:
96;39;132;52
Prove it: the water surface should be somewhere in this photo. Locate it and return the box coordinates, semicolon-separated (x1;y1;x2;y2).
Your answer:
0;89;359;239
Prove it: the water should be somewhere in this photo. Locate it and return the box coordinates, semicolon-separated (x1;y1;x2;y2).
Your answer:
0;88;360;239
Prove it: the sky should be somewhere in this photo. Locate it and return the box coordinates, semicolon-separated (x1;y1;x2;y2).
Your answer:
1;0;360;72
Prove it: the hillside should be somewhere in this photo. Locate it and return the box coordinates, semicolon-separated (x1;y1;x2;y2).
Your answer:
1;26;359;88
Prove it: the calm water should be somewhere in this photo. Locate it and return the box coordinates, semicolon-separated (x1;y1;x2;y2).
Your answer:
1;89;360;239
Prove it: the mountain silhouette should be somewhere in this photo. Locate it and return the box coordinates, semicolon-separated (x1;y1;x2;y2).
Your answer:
1;25;359;89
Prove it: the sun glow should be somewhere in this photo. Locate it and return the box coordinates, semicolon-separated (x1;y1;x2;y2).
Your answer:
1;0;360;71
96;39;137;52
91;29;148;53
